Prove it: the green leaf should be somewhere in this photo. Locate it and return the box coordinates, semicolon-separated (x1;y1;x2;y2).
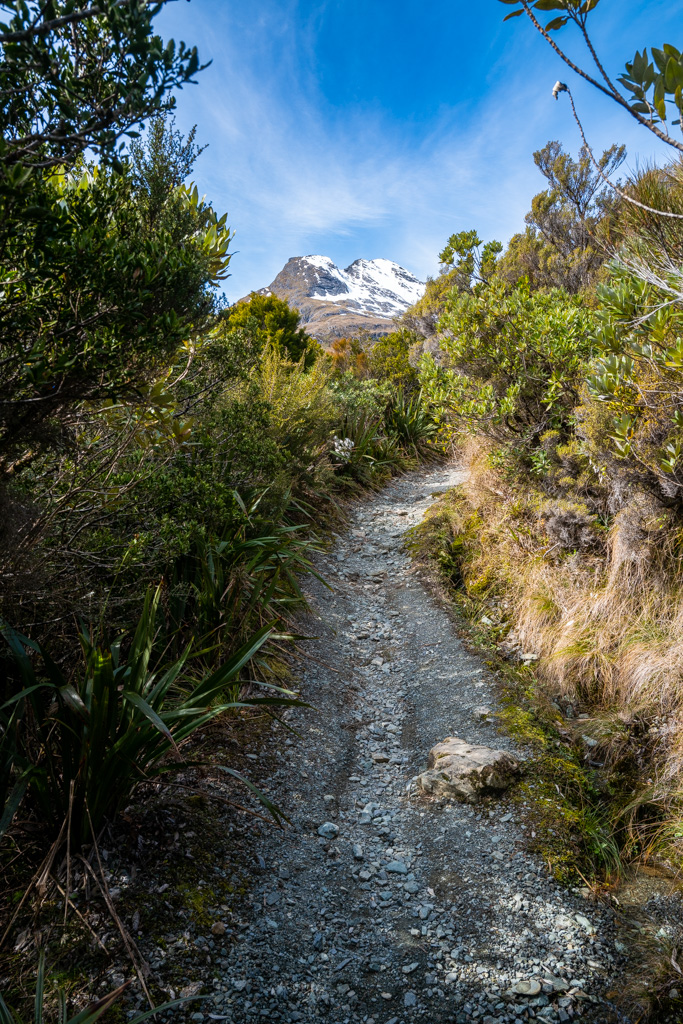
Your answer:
0;993;19;1024
651;47;668;75
545;16;569;30
654;75;667;120
503;8;524;18
121;691;177;750
665;56;683;92
66;986;129;1024
0;775;30;838
58;683;88;719
34;950;45;1024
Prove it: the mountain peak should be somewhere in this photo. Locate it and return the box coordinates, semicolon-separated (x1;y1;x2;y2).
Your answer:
250;255;425;343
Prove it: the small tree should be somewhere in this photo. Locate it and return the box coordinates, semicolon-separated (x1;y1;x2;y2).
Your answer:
0;130;232;473
130;112;207;223
227;293;319;367
368;331;420;394
499;141;624;292
438;230;503;291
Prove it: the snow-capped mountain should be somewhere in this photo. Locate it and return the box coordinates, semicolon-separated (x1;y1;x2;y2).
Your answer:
303;256;424;316
249;255;425;343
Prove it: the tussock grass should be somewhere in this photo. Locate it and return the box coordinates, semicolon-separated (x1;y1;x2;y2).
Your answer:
412;437;683;872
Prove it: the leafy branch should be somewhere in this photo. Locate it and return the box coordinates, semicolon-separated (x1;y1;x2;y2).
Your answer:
0;0;206;171
499;0;683;153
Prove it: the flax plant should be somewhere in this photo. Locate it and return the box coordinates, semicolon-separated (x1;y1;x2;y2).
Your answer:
1;587;302;846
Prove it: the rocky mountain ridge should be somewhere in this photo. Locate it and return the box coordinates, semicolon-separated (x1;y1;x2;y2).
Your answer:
246;255;425;343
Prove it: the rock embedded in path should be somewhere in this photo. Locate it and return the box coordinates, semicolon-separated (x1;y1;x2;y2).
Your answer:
511;979;542;996
417;736;521;803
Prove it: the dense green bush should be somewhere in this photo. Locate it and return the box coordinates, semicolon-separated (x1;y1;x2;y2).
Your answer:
420;278;596;446
367;330;420;393
226;292;322;367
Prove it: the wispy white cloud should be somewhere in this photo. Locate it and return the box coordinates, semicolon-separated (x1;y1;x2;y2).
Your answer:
160;0;682;298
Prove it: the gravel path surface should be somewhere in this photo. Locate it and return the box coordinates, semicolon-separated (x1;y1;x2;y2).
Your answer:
193;464;629;1024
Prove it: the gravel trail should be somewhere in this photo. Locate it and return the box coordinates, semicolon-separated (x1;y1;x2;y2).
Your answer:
205;464;628;1024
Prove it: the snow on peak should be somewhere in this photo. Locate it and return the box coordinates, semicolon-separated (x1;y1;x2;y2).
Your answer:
304;255;337;270
305;256;424;317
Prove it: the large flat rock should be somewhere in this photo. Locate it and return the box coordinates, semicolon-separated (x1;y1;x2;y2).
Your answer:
417;735;521;803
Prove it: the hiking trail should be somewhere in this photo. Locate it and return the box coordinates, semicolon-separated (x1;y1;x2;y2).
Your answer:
175;464;628;1024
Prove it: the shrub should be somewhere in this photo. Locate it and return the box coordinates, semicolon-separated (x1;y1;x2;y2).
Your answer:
385;391;442;459
368;330;420;393
419;278;596;445
226;293;320;367
585;267;683;502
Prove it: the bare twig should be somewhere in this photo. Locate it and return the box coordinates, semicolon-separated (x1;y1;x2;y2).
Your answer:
290;644;341;674
0;817;67;949
161;781;283;828
562;86;683;220
80;807;154;1008
53;880;109;953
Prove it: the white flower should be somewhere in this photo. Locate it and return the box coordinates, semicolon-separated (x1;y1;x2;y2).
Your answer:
331;435;355;462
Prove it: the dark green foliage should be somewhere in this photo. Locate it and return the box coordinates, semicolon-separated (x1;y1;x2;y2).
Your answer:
226;293;319;366
572;162;683;501
0;139;232;469
331;410;410;488
0;587;299;845
0;5;444;1008
167;493;323;657
129;112;206;222
385;391;441;459
0;1;202;174
368;330;420;393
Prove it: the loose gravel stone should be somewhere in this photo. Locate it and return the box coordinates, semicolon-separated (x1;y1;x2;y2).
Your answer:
316;822;339;838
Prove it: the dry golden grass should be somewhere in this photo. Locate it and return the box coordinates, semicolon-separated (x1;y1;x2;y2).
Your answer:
437;437;683;819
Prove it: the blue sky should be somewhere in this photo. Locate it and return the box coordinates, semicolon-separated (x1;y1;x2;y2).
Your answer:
156;0;681;300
